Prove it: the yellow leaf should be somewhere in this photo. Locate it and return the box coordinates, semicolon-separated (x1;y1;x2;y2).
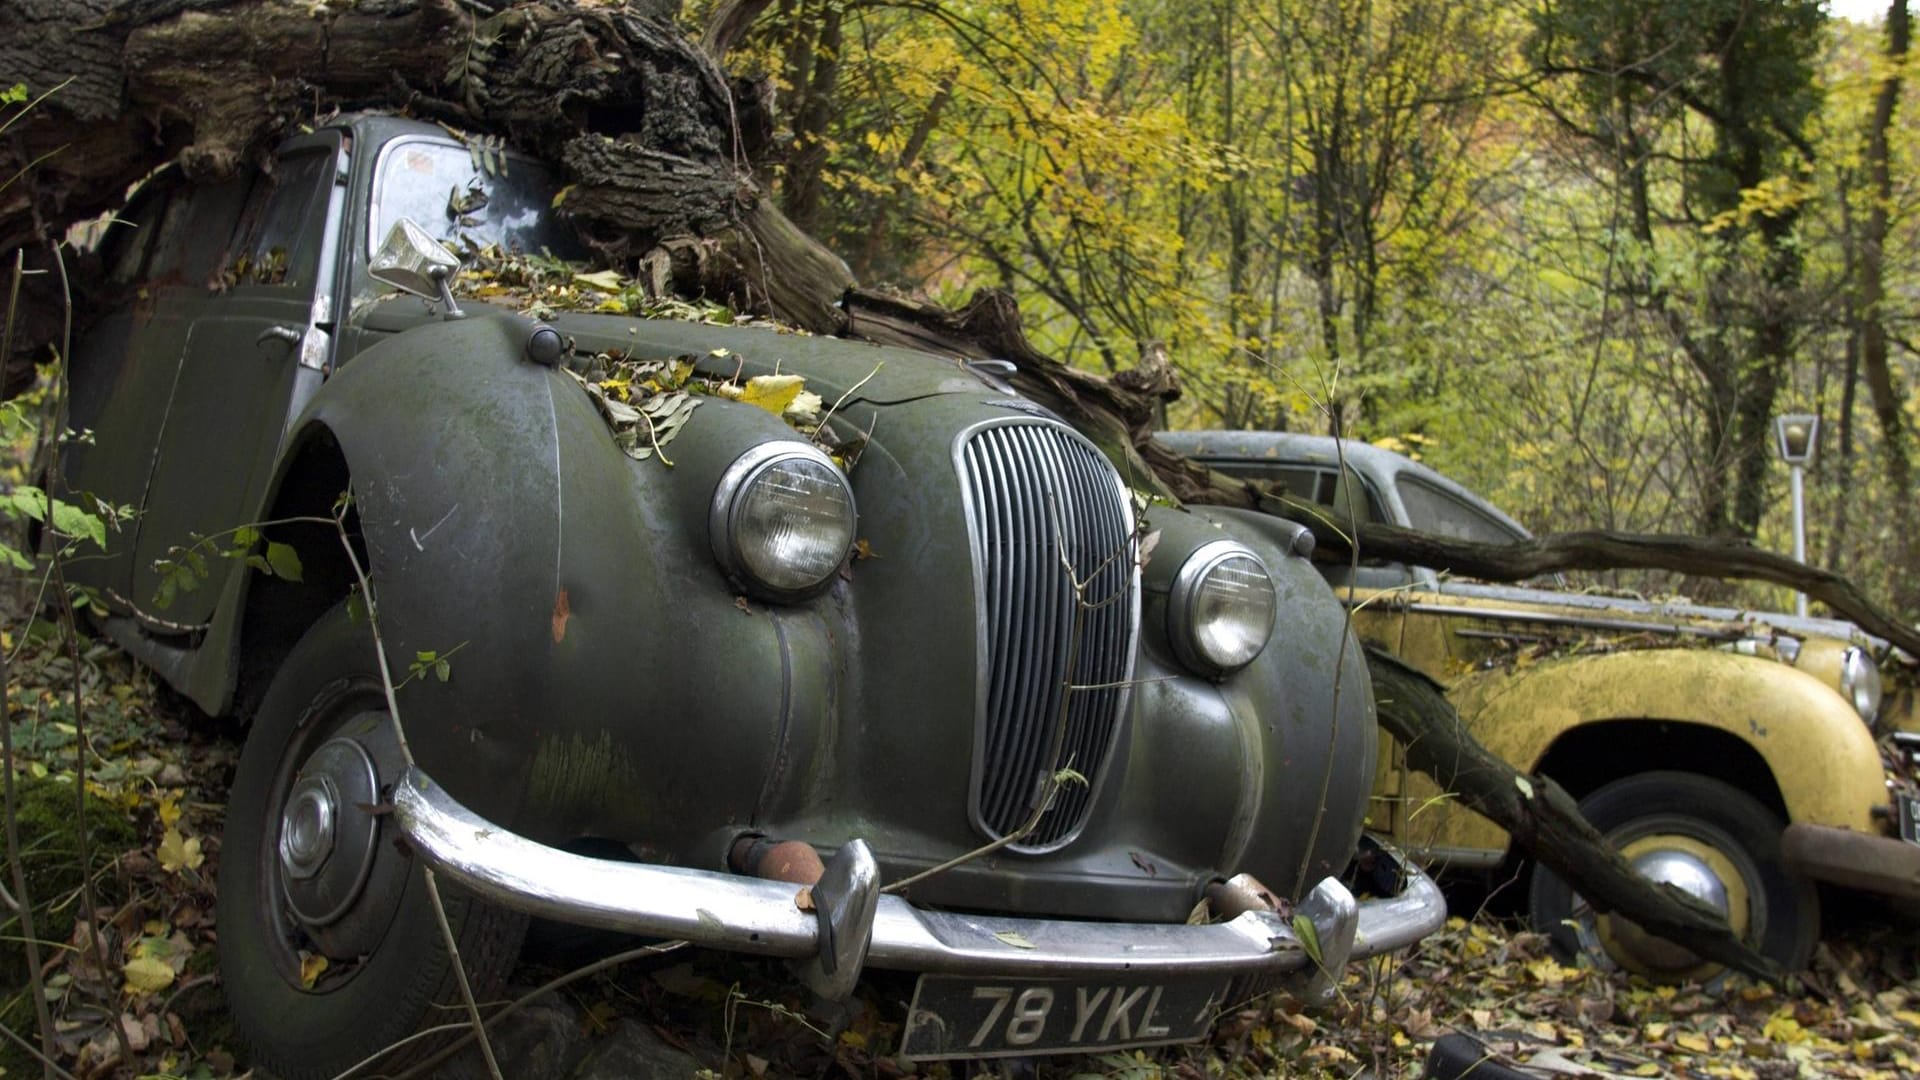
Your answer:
1526;956;1569;985
300;952;329;989
157;828;204;874
157;794;182;829
1676;1032;1711;1053
572;269;623;291
1762;1011;1808;1044
122;955;176;995
739;374;807;416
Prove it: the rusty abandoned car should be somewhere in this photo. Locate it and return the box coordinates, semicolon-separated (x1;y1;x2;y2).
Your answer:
50;115;1449;1074
1161;429;1920;980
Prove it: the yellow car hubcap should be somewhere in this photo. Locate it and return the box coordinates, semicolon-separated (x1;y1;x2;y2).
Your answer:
1592;832;1752;979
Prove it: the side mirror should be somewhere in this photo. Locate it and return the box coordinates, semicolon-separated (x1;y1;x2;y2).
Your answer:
369;219;464;315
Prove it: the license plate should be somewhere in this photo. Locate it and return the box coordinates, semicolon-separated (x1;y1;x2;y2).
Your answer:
899;974;1227;1060
1899;793;1920;845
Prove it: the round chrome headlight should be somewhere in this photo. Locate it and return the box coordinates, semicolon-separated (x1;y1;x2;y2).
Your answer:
1167;540;1276;677
1840;645;1883;724
709;442;856;602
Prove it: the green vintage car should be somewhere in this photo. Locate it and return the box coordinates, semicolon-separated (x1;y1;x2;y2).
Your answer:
52;115;1445;1075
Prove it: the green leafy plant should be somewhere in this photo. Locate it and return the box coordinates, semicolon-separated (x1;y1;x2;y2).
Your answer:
149;523;305;609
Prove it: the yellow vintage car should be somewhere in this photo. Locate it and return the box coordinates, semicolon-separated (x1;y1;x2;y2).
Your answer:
1161;430;1920;977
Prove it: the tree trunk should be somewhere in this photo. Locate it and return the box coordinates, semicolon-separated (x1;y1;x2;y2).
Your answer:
1858;0;1916;610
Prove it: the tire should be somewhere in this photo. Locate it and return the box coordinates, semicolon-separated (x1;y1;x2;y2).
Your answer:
1528;771;1818;978
217;602;527;1080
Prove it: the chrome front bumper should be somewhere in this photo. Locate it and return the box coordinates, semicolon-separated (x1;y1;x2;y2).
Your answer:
394;768;1446;1000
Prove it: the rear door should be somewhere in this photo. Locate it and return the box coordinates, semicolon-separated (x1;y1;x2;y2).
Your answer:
130;134;346;625
63;171;251;610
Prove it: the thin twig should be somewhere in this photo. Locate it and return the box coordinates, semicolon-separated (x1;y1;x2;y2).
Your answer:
422;869;502;1079
0;1018;81;1080
328;512;500;1080
156;972;217;1018
0;76;74;140
1292;374;1359;895
43;239;133;1071
2;249;58;1080
812;360;884;440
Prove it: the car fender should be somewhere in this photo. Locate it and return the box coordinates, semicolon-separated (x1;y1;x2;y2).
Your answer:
266;311;831;849
1409;648;1885;855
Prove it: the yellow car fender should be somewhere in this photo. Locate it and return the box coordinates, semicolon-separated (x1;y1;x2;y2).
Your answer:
1412;648;1884;856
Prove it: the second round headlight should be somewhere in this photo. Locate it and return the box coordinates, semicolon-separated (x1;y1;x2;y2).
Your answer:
1168;540;1277;677
710;442;856;602
1840;645;1883;725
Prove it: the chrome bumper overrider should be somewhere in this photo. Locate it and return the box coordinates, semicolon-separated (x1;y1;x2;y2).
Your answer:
394;768;1446;1000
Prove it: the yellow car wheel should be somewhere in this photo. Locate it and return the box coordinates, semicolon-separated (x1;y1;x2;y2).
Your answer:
1527;770;1819;978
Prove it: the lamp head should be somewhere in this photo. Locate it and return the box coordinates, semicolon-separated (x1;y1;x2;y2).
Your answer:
1775;414;1818;466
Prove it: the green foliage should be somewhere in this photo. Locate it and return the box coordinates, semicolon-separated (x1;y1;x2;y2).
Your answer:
0;387;125;575
749;0;1920;609
407;648;454;685
150;524;304;609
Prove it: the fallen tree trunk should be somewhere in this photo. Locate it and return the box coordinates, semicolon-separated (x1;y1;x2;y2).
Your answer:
1367;647;1781;982
0;0;1885;983
1142;447;1920;659
1268;496;1920;660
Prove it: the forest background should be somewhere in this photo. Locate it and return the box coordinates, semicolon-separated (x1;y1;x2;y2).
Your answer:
724;0;1919;614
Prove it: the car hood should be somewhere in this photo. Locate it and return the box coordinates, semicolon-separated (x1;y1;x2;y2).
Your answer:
357;301;1004;407
1431;578;1886;651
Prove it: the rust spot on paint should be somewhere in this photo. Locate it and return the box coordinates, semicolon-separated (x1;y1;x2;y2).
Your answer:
551;587;571;643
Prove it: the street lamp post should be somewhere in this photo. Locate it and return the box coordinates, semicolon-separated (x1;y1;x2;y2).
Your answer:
1774;414;1819;618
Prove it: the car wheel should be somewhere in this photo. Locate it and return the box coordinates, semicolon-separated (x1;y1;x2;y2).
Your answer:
217;602;526;1080
1527;771;1818;978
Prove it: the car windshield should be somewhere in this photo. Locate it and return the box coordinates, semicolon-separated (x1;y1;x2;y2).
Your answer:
370;138;585;260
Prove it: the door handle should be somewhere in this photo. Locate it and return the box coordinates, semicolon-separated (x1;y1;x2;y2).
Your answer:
256;325;303;351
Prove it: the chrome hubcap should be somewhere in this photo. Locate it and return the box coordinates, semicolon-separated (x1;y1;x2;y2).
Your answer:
279;776;339;880
1606;848;1728;972
278;736;382;929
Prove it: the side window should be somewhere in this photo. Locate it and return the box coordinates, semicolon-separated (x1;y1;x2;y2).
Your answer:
1199;459;1323;503
1396;477;1525;545
1265;466;1323;503
1201;459;1382;524
229;150;333;288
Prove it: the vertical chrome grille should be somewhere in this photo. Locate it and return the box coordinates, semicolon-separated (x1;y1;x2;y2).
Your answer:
958;420;1138;850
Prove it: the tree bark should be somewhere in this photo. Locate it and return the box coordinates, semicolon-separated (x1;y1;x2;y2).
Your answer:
1857;0;1916;611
